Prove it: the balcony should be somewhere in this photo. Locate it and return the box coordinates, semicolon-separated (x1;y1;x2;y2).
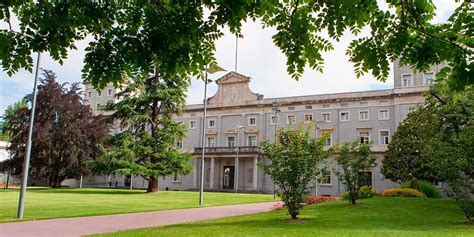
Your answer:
193;146;262;155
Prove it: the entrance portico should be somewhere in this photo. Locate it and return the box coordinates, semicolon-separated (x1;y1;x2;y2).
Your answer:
194;147;261;192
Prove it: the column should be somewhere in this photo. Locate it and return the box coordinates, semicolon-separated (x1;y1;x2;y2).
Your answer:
235;156;239;192
210;157;215;189
253;156;258;190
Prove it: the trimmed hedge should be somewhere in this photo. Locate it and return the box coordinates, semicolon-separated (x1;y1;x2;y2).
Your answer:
382;188;424;197
400;179;442;199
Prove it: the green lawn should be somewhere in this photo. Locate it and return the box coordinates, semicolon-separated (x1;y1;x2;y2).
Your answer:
0;187;273;223
97;198;473;237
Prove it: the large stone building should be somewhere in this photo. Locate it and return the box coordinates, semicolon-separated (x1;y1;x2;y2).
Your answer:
79;61;442;196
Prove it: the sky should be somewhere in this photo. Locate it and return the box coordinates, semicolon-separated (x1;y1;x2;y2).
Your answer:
0;1;460;115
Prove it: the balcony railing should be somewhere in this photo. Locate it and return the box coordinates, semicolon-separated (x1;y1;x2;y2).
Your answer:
194;146;262;154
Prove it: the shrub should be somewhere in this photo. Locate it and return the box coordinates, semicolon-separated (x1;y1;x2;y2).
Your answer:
382;188;424;197
400;178;442;199
304;196;338;205
358;186;377;199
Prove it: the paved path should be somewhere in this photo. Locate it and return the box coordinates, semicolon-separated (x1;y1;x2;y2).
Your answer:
0;202;278;237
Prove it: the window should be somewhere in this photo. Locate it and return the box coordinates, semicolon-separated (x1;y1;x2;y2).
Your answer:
340;111;350;122
305;105;313;110
378;109;390;120
96;103;101;110
189;120;197;129
247;168;254;183
107;89;112;96
401;74;412;87
208;119;216;128
324;133;332;147
319;170;332;186
359;110;369;121
88;91;93;98
207;137;216;147
248;136;257;146
227;137;236;147
288;106;295;111
287;115;296;125
322;113;331;122
270;115;279;125
379;130;390;145
340;103;349;107
323;104;330;108
97;91;102;97
173;173;182;182
359;131;370;144
176;141;183;148
424;72;435;85
248;117;257;126
304;114;313;122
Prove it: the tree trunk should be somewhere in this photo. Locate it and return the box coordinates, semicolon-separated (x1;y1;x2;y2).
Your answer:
51;176;64;188
147;176;159;193
351;192;357;205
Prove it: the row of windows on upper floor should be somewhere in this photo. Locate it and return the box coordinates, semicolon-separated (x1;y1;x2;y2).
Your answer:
401;72;435;87
187;109;391;129
87;89;114;98
177;129;391;148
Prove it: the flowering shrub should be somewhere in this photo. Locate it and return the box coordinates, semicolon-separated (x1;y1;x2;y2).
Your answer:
382;188;424;197
359;186;377;199
304;196;338;205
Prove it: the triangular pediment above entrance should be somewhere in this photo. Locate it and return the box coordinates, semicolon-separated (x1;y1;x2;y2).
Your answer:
207;72;263;107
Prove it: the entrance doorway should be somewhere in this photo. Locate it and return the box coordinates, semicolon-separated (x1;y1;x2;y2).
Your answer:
223;166;235;189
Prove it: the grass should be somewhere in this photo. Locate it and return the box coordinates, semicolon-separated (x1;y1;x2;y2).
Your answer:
96;198;473;237
0;187;273;223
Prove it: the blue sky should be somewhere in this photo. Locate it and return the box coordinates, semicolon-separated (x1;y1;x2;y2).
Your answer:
0;1;459;116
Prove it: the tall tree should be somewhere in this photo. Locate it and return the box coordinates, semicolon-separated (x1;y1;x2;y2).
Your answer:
0;1;471;90
0;70;108;188
334;141;376;205
92;72;192;193
260;128;330;219
382;105;441;183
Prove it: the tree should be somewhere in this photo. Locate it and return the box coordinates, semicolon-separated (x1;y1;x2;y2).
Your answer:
260;128;330;219
0;70;108;188
0;1;471;91
382;105;441;183
91;72;192;193
334;141;376;205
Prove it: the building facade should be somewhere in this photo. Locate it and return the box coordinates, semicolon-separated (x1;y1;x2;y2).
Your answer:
79;62;442;196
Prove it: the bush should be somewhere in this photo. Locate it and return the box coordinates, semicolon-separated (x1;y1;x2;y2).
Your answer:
400;178;442;199
304;196;338;205
359;186;377;199
382;188;424;197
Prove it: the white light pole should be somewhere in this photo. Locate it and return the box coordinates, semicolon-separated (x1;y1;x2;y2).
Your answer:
17;52;41;219
272;104;281;200
235;123;243;193
199;65;225;206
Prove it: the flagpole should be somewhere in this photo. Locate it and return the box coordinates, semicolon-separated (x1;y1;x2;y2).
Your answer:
235;34;238;72
17;52;41;219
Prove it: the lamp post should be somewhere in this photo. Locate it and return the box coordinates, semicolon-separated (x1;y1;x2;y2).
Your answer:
235;123;243;193
17;52;41;219
272;104;281;200
199;65;225;206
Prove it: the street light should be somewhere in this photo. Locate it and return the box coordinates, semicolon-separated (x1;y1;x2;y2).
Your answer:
235;122;243;193
199;65;225;206
272;104;281;200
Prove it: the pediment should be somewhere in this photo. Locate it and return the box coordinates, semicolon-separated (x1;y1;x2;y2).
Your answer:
208;71;263;106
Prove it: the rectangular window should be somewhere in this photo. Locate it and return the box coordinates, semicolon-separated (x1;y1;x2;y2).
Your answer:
319;169;332;185
176;141;183;148
288;106;295;111
173;173;181;182
323;104;330;108
189;120;197;129
359;110;369;121
424;72;434;85
248;117;257;126
324;133;332;147
287;115;296;125
97;91;102;97
88;91;93;98
322;113;331;122
359;131;370;143
402;74;412;87
378;109;390;120
340;111;350;122
248;136;257;146
207;137;216;147
379;130;390;145
247;168;254;183
271;115;279;125
107;89;112;96
305;105;313;110
227;137;236;147
208;119;216;128
340;103;349;107
304;114;313;122
96;103;101;110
